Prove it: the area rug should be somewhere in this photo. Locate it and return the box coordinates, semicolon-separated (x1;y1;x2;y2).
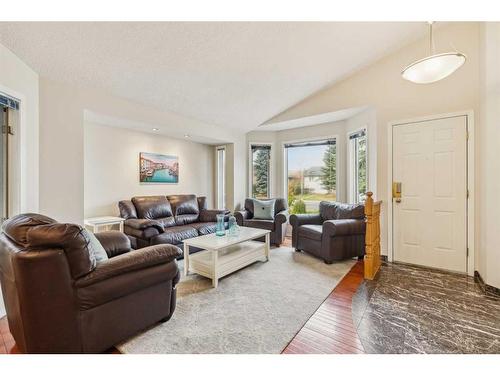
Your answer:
117;247;355;354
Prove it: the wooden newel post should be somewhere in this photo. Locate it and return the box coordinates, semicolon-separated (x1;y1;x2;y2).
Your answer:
364;192;382;280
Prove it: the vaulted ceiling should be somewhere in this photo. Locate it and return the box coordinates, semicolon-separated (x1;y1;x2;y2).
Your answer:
0;22;426;131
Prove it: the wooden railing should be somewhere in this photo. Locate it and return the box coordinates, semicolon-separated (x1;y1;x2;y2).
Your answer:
364;192;382;280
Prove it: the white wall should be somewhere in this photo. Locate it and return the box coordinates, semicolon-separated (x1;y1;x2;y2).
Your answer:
84;122;214;217
0;42;39;213
39;78;246;223
266;22;480;256
478;23;500;288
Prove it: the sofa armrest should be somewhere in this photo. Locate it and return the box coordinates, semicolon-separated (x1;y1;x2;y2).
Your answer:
289;214;322;228
94;231;131;258
275;210;289;225
75;244;182;288
124;218;164;233
323;219;366;237
234;210;251;225
199;209;230;222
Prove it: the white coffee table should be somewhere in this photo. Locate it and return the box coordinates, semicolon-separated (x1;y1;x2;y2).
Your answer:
183;227;271;288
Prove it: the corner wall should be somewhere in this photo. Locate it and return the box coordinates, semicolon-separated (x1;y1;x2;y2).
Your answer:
478;22;500;288
84;122;215;217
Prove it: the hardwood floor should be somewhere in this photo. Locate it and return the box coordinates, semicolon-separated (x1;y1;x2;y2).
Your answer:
282;260;365;354
0;237;365;354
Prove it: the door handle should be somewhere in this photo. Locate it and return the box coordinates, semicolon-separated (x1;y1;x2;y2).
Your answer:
392;182;402;203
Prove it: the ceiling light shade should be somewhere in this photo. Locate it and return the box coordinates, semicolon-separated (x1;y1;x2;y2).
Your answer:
401;22;466;84
402;52;466;84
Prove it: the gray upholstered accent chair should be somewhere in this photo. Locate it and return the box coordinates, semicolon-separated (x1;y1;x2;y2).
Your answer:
234;198;289;246
290;201;366;264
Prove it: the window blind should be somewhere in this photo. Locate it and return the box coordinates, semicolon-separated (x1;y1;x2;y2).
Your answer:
0;93;20;111
251;144;271;151
284;138;336;149
349;129;366;140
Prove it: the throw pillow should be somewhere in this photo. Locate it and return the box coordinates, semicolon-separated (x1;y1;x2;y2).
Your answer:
84;229;109;263
253;199;276;220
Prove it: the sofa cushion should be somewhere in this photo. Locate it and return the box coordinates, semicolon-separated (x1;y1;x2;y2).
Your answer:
151;225;198;245
188;222;217;236
131;196;175;228
336;203;365;219
253;199;275;220
85;229;109;263
298;225;323;241
168;194;200;225
243;219;275;231
319;201;365;221
244;198;287;216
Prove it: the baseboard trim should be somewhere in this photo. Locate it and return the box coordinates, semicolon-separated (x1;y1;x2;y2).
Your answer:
474;271;500;297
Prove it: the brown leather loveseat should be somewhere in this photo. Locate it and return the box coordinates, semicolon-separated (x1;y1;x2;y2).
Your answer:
290;201;366;264
0;213;181;353
119;194;228;251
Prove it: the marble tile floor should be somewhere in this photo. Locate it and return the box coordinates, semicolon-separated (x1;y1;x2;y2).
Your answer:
352;262;500;354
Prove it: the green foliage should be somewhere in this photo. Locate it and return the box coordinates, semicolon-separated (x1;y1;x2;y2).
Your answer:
290;199;306;214
253;149;269;197
357;137;367;201
320;144;337;193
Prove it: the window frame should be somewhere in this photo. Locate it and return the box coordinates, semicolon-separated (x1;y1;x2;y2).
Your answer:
347;128;368;204
281;134;340;207
248;142;273;199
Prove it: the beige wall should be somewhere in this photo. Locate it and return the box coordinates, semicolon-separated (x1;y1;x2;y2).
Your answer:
39;78;246;223
267;22;480;256
0;42;39;213
84;122;214;217
478;23;500;288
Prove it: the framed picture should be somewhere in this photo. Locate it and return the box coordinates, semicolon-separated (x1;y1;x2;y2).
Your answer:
139;152;179;183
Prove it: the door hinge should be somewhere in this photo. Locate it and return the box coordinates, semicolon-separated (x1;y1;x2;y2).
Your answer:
467;189;469;199
466;247;469;257
1;125;14;135
466;131;469;140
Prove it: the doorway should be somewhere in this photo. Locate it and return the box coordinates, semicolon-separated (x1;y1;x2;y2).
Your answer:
389;113;473;274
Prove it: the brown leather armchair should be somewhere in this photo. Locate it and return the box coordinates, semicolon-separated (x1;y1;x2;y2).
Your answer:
0;213;182;353
234;198;289;246
290;201;365;263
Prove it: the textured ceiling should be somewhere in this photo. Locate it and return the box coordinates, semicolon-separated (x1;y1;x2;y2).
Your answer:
0;22;426;131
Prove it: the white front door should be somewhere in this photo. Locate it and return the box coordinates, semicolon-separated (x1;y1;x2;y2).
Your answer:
392;115;468;273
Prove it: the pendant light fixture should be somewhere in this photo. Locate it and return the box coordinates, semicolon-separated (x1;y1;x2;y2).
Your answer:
401;22;466;84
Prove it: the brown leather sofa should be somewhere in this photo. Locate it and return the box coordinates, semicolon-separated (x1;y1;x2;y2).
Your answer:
0;213;181;353
119;194;229;251
290;201;365;263
234;198;289;246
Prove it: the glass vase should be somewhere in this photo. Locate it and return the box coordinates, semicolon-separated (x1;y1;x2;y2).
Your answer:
216;213;226;236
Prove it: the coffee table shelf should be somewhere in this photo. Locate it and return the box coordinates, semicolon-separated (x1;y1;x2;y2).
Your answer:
183;227;270;288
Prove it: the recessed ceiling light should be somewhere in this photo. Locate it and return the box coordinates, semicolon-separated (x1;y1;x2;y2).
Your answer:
184;134;190;138
152;128;159;131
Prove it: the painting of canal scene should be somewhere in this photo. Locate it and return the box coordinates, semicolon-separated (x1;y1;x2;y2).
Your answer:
140;152;179;183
